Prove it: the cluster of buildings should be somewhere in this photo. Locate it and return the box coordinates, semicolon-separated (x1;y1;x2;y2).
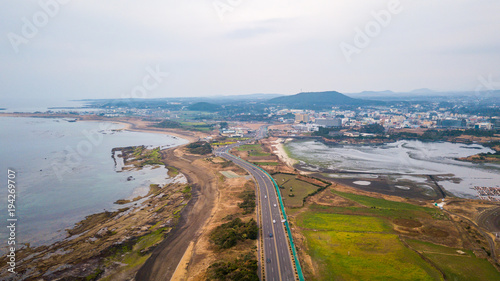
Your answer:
273;107;500;133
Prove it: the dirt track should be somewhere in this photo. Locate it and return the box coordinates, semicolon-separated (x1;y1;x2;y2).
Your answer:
477;206;500;233
135;147;218;281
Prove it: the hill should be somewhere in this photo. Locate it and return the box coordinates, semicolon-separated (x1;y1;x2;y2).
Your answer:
187;102;221;112
209;93;283;100
410;88;435;94
268;91;378;109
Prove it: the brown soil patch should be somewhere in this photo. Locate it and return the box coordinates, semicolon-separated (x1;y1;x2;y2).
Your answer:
421;226;449;238
393;218;423;228
328;180;436;208
242;123;268;130
136;147;219;281
211;157;227;163
181;168;257;281
247;155;279;161
297;175;329;188
308;186;362;208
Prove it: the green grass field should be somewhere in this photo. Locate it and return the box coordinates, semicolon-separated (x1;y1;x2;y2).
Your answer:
406;239;500;281
236;144;271;157
252;162;279;166
236;144;261;151
304;231;442;281
178;121;214;131
180;121;206;126
226;137;251;142
297;188;500;281
273;174;320;208
330;190;444;220
298;213;393;233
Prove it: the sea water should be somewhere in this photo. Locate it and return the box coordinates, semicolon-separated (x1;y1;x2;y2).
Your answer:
0;117;187;251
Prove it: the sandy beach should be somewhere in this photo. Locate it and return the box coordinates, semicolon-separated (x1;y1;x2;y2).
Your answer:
0;113;207;143
103;118;205;143
272;138;298;167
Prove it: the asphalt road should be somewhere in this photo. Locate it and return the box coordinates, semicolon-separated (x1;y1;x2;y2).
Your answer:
215;128;296;281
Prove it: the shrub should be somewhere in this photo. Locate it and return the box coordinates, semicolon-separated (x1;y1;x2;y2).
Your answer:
186;141;212;155
238;190;256;214
207;253;259;281
210;218;258;249
154;119;182;128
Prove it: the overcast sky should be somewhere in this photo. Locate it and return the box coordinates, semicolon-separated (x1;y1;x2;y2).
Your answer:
1;0;499;100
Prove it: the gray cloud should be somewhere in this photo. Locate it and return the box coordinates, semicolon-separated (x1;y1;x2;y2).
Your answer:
1;0;499;101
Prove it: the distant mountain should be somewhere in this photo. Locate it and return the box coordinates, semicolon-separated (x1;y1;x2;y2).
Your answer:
346;90;397;98
268;91;379;109
359;90;396;95
410;88;435;94
187;102;221;112
346;89;458;101
210;93;283;100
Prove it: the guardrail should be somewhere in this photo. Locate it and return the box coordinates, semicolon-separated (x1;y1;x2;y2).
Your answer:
219;137;305;281
258;168;305;281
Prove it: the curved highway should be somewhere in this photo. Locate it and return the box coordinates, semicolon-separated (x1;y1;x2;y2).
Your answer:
214;127;296;281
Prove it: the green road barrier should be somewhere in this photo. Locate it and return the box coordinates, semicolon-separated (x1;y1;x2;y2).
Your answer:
224;149;305;281
258;168;305;281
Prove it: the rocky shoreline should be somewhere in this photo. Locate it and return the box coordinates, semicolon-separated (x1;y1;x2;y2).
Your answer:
0;141;192;281
0;173;191;280
0;115;213;281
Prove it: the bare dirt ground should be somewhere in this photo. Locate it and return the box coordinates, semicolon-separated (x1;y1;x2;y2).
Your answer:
135;148;219;281
135;127;258;281
477;206;500;233
183;176;257;281
323;176;443;200
239;122;268;130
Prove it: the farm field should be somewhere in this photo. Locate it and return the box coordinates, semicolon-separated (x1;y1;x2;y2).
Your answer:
179;121;214;131
236;144;271;157
406;239;500;281
303;230;441;281
293;185;499;281
329;190;444;220
273;173;321;208
298;213;392;233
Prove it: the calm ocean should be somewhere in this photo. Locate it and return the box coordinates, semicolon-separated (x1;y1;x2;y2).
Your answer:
0;117;187;251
